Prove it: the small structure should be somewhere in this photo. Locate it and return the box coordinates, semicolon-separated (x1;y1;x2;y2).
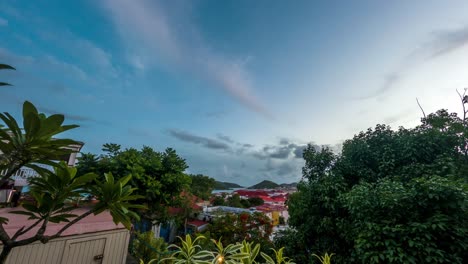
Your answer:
0;207;130;264
187;220;209;233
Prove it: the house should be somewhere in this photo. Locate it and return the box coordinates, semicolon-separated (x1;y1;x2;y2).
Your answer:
0;207;130;264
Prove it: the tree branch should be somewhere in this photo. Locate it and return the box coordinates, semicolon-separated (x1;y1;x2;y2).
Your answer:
0;223;11;245
416;98;426;120
456;89;467;127
11;218;43;240
44;208;97;242
11;209;96;247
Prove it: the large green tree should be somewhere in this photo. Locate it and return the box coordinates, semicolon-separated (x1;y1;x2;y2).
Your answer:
77;145;192;222
283;99;468;263
190;174;216;200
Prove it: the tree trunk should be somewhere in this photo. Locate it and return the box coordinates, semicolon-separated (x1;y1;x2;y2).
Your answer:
0;245;12;264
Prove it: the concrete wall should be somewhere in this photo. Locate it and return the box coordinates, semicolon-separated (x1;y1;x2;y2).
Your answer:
2;228;130;264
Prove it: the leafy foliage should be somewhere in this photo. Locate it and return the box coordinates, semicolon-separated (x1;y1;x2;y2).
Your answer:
207;212;273;252
0;101;79;183
131;231;170;263
166;235;214;264
281;106;468;263
0;101;143;262
88;172;145;229
10;162;96;223
211;238;250;264
312;253;334;264
157;235;296;264
77;146;191;222
190;174;216;200
261;247;296;264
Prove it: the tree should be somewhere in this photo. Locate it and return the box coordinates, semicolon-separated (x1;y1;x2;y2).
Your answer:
212;196;226;206
247;197;264;207
190;174;216;200
282;98;468;263
207;212;273;251
227;194;243;208
0;102;143;263
76;145;192;223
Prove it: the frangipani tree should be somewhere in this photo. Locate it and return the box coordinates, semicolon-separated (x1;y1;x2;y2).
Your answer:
0;101;144;263
0;101;79;185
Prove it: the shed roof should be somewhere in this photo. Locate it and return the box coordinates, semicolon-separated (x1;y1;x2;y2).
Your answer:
0;207;125;241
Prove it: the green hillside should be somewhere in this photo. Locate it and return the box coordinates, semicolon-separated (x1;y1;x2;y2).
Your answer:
214;181;243;190
248;180;279;189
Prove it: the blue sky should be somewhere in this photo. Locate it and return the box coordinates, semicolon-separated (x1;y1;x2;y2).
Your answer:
1;0;468;185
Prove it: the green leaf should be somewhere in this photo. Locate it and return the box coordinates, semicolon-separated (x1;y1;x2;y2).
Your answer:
0;64;15;70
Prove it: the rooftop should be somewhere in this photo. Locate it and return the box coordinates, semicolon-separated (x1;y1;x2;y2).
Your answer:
0;207;124;241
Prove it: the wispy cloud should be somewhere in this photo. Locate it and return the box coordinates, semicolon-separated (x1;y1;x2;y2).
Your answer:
422;26;468;59
216;133;235;144
169;129;232;151
252;139;316;160
359;25;468;100
101;0;271;117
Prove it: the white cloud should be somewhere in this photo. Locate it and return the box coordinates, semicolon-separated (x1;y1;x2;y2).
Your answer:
101;0;271;117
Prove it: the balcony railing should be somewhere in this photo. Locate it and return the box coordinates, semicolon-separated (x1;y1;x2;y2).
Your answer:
1;164;54;186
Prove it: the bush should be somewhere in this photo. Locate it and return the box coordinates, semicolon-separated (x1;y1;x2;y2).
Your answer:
131;231;170;263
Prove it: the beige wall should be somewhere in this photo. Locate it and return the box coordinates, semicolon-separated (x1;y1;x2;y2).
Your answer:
2;228;130;264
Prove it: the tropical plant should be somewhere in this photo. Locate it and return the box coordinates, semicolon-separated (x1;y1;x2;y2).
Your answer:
211;238;249;264
88;172;145;229
260;247;296;264
0;163;144;262
165;235;214;264
0;101;144;263
0;101;79;185
312;253;334;264
240;240;261;264
132;231;170;263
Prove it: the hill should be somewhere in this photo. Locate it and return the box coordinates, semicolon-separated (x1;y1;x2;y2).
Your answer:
214;181;243;190
248;180;279;189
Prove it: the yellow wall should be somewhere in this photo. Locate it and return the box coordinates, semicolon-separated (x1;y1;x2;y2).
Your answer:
271;211;280;226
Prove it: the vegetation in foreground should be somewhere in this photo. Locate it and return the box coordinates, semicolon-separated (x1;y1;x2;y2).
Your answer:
277;91;468;263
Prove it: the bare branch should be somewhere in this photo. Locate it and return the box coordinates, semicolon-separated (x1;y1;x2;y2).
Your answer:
51;208;96;238
416;98;426;119
11;209;96;247
0;223;11;244
457;89;467;127
11;219;43;240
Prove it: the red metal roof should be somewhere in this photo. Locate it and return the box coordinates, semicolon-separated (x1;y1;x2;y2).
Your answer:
0;207;125;241
187;220;209;227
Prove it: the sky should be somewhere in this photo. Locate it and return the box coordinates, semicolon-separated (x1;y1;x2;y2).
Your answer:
1;0;468;186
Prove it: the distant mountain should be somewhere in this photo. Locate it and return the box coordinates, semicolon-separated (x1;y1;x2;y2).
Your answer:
279;182;298;188
248;180;279;189
214;181;243;190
